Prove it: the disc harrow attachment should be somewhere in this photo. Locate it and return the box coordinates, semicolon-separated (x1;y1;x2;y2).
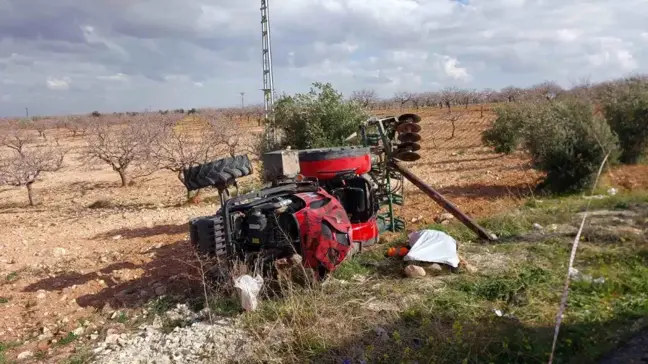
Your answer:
394;115;423;162
356;113;495;241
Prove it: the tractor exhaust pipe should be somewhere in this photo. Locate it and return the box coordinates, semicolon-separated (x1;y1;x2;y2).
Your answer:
388;159;497;242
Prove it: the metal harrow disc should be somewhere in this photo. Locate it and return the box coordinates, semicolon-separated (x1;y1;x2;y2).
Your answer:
398;132;422;143
396;141;421;152
398;113;421;124
394;150;421;162
396;122;422;134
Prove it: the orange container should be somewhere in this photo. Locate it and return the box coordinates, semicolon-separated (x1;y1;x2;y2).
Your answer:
386;246;409;257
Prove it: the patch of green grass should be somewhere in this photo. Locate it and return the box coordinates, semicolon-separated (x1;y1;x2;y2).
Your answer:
115;311;128;324
332;257;374;280
57;332;78;346
149;296;175;316
0;341;20;364
208;296;240;316
0;297;8;304
428;190;648;243
5;272;18;282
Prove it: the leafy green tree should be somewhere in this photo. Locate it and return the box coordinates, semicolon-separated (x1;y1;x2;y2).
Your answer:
273;82;369;150
600;78;648;164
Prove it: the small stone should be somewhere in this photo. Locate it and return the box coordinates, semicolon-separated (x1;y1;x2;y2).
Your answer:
37;340;49;351
112;235;122;240
73;327;84;336
404;265;426;278
429;263;443;272
53;247;67;257
100;256;109;263
533;223;543;230
17;351;33;360
375;327;390;342
90;334;99;340
155;285;167;296
436;213;454;223
36;290;47;299
104;334;120;345
106;328;119;336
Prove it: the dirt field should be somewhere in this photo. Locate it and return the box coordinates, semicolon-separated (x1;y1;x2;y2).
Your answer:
0;107;646;362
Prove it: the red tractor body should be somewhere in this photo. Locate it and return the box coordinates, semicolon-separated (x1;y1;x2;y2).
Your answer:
184;147;380;277
297;147;380;250
291;189;353;272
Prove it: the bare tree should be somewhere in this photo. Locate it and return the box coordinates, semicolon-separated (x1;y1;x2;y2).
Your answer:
249;105;265;126
0;146;65;206
528;81;563;101
28;118;50;140
393;92;414;109
83;117;160;187
500;86;522;103
151;117;218;197
61;117;89;137
204;111;250;158
441;87;458;111
419;92;440;108
350;89;379;109
0;125;33;157
445;113;461;139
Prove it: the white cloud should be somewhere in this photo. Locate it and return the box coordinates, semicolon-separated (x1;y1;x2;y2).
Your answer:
556;29;580;42
440;55;471;81
97;73;128;82
616;50;638;71
46;76;71;90
1;0;647;115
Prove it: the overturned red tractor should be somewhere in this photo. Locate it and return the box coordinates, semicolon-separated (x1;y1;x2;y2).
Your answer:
184;114;494;278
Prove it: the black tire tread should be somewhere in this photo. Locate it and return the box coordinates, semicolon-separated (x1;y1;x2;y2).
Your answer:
183;154;253;191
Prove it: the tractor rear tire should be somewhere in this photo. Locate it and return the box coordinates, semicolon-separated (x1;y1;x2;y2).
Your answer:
183;155;253;191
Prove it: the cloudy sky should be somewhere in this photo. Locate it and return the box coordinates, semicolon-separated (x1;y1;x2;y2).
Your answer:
1;0;647;117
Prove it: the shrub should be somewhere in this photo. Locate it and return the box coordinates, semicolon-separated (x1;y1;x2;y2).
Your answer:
481;102;533;154
524;99;619;193
272;82;368;150
599;78;648;164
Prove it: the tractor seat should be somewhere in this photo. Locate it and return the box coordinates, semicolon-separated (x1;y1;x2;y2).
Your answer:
332;185;371;223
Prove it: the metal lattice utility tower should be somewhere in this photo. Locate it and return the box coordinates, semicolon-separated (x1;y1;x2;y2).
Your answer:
260;0;276;141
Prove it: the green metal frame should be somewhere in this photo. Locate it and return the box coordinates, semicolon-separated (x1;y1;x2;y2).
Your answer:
361;118;406;233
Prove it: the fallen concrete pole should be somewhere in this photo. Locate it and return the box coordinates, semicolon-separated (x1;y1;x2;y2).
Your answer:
389;159;497;242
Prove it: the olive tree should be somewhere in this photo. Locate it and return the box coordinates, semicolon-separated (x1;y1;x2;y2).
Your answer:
272;82;369;150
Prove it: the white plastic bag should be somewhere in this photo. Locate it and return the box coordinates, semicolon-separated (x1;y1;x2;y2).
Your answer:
233;274;264;312
404;230;460;268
